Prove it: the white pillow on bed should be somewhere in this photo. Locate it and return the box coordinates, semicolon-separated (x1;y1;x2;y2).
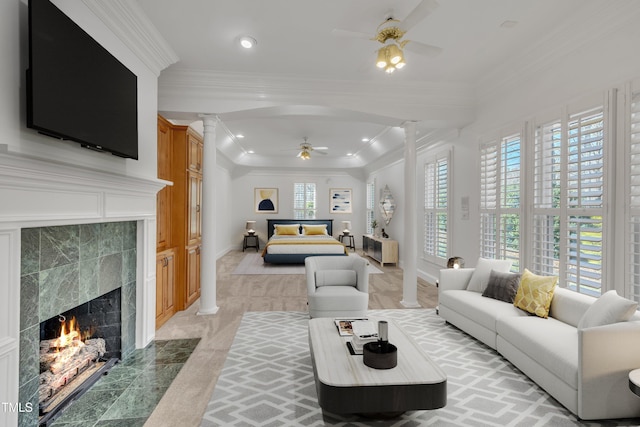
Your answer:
302;224;328;235
274;224;300;236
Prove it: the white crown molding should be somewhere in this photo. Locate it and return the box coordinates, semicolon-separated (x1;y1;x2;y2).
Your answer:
81;0;179;76
476;1;640;105
158;69;476;117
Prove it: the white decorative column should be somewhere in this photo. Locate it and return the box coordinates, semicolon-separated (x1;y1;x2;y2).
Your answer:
198;115;219;315
401;121;421;308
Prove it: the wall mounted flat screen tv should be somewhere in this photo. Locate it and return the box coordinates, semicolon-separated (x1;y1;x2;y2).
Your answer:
27;0;139;160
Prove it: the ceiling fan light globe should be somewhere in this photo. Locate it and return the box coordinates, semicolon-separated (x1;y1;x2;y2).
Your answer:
376;48;388;68
385;65;395;74
395;61;406;69
387;44;403;64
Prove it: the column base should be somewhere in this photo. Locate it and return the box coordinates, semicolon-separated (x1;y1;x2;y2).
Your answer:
197;306;220;316
400;300;421;308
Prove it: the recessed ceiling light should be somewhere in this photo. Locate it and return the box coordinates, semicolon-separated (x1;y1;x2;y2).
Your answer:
346;152;353;156
361;138;370;142
236;134;245;139
239;36;257;49
247;150;254;154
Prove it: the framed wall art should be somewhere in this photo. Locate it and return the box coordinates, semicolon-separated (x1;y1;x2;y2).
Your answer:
330;188;352;213
255;188;278;213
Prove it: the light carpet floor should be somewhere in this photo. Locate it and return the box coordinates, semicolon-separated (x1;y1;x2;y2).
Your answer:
201;309;640;427
232;252;383;275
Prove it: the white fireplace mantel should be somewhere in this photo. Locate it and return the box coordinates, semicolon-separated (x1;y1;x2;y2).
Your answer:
0;150;166;426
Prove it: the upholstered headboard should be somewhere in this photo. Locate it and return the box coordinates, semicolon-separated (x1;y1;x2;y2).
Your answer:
267;219;334;239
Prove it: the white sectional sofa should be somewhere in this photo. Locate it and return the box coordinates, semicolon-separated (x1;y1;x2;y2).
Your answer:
438;265;640;420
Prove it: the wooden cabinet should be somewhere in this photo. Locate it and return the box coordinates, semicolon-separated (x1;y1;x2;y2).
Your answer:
156;118;172;252
362;235;398;266
187;171;202;245
156;115;204;327
185;243;201;308
156;248;176;329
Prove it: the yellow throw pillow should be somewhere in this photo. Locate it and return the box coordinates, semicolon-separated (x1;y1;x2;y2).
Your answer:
513;268;558;318
302;224;327;235
274;224;299;235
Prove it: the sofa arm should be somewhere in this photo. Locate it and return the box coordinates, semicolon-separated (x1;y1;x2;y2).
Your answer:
578;320;640;420
438;268;474;292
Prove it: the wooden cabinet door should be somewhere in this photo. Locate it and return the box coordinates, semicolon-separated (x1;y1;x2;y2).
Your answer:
156;117;172;251
187;172;202;244
156;249;176;329
185;244;201;307
187;130;203;172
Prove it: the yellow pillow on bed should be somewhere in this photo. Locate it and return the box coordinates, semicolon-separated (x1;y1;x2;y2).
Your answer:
302;224;327;235
274;224;299;235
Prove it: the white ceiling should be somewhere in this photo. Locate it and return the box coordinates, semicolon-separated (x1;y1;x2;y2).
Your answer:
136;0;589;170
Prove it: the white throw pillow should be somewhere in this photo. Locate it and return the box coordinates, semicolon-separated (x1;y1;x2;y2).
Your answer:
577;290;638;330
466;257;513;293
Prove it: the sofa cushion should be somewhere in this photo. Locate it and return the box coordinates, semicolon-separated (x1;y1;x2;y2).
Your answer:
496;316;579;389
315;269;357;287
482;270;521;303
577;290;638;330
549;287;594;327
467;258;513;293
311;285;368;310
440;290;526;332
514;269;558;318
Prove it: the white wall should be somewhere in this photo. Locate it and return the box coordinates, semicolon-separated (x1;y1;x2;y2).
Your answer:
231;170;365;247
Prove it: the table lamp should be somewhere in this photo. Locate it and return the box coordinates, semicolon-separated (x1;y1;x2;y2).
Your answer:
447;257;465;269
341;221;351;235
246;220;256;235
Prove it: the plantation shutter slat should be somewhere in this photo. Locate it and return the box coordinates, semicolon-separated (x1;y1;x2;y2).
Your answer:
628;91;640;302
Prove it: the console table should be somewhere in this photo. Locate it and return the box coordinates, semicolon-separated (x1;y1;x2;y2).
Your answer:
362;234;398;266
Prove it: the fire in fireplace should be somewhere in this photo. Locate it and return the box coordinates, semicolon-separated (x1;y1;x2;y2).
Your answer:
39;315;106;407
38;288;122;426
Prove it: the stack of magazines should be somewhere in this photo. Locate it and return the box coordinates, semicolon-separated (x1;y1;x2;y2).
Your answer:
349;320;378;355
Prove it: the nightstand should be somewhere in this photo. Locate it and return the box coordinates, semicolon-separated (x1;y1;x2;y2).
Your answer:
243;234;259;252
338;234;355;250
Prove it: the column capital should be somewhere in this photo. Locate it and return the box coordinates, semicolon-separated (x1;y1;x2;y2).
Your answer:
198;114;218;128
401;120;418;130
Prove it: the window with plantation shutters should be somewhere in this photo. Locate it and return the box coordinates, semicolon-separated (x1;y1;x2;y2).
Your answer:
628;91;640;302
293;182;316;219
532;120;562;276
366;182;375;235
532;106;605;297
566;108;604;296
479;135;521;271
424;152;449;260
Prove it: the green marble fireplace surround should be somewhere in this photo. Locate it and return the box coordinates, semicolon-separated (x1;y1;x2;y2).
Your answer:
19;221;137;426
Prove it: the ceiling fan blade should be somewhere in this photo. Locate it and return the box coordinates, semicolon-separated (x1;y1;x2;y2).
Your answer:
400;0;439;32
331;28;373;41
313;146;329;150
404;40;442;57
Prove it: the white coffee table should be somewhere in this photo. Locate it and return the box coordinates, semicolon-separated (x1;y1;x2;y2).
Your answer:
308;317;447;415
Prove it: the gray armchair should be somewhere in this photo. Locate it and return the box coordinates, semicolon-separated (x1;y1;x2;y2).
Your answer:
305;256;369;318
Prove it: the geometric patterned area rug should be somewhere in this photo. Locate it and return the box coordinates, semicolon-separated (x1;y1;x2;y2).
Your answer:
232;252;383;275
200;309;637;426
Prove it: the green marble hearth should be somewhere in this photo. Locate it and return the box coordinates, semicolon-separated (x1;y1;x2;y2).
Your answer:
50;338;200;427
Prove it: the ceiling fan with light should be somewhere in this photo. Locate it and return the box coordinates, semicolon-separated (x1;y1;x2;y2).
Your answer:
296;137;328;160
332;0;442;74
